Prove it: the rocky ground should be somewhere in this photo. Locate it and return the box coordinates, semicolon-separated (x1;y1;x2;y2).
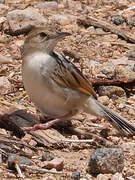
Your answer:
0;0;135;179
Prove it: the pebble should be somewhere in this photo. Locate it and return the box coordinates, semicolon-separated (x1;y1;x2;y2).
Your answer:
7;7;47;34
127;16;135;27
115;65;135;79
8;153;31;170
128;108;135;116
67;0;82;11
38;1;58;10
88;148;124;175
52;14;74;25
71;172;80;180
111;173;124;180
42;151;55;161
0;76;12;95
98;86;125;98
0;4;8;15
120;142;135;155
112;15;125;25
98;96;110;106
129;95;135;102
21;147;34;158
117;0;129;9
125;50;135;61
97;174;110;180
44;158;64;171
0;55;12;64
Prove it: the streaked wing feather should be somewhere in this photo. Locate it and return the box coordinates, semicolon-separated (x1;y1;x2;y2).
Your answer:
51;52;97;98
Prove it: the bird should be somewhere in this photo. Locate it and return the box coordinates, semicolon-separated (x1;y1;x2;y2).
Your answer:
22;26;135;136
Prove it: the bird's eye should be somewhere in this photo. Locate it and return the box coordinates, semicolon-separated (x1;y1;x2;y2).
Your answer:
39;32;47;39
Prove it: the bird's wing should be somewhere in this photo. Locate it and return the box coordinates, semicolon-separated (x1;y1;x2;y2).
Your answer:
49;52;97;99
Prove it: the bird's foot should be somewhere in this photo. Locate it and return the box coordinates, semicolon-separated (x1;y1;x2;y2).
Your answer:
25;111;75;131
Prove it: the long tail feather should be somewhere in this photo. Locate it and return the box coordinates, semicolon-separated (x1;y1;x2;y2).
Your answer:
96;100;135;136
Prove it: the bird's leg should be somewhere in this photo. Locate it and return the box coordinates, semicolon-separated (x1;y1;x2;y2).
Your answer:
27;111;77;131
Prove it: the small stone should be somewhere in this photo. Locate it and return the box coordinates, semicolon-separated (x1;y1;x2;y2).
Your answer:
101;62;115;77
0;128;8;135
8;153;31;170
90;61;115;79
98;86;125;98
67;0;82;11
15;39;24;47
85;174;93;180
117;0;128;9
0;4;8;15
42;151;55;161
128;108;135;115
111;173;124;180
0;143;12;152
52;14;74;25
7;7;47;34
29;139;37;147
22;147;34;158
71;172;80;180
112;15;125;25
115;65;135;79
125;50;135;61
100;128;109;138
98;96;109;106
62;24;79;33
88;148;124;175
0;76;12;95
38;1;58;10
110;56;135;67
97;174;110;180
95;28;104;34
22;134;32;143
120;142;135;155
127;16;135;27
129;95;135;102
45;158;64;171
0;55;12;64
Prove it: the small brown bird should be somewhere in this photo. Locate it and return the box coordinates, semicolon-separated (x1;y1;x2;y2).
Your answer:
22;27;135;136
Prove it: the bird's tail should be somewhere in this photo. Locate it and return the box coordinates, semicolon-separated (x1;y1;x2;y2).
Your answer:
84;97;135;136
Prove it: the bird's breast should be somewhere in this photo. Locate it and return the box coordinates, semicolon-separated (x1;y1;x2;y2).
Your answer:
22;52;88;117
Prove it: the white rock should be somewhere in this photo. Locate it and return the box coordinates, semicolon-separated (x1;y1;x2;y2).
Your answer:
0;55;12;64
0;4;8;15
38;1;58;10
7;7;47;34
52;14;75;25
111;173;124;180
98;96;110;105
0;76;12;95
97;174;110;180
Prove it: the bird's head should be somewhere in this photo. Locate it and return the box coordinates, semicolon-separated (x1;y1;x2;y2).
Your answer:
22;26;71;55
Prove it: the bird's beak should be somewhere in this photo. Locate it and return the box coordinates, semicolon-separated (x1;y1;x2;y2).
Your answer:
51;32;71;39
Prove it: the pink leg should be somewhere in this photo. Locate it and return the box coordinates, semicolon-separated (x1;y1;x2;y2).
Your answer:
27;111;74;131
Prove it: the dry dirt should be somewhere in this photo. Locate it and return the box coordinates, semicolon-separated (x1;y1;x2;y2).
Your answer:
0;0;135;179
